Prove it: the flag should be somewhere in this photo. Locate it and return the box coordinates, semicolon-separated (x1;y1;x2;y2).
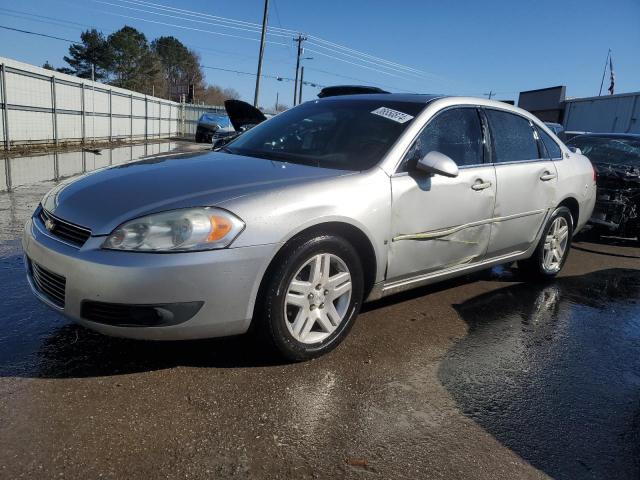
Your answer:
608;55;615;95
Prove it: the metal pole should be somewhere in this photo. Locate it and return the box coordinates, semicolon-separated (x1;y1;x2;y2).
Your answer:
53;152;59;181
51;76;58;147
144;95;148;141
275;91;279;111
293;35;305;106
109;90;113;142
1;63;10;151
298;66;304;104
253;0;269;107
91;64;95;144
598;49;610;96
81;83;86;143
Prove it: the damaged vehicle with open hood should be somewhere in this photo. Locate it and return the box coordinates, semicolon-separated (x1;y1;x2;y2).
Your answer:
210;99;268;150
195;112;235;143
567;133;639;240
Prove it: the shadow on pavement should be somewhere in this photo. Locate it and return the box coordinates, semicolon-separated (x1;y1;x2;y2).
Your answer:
438;268;640;480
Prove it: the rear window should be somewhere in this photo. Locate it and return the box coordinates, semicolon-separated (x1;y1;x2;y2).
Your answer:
538;127;563;159
486;109;540;163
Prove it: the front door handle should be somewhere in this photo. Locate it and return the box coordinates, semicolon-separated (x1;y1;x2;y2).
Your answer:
471;180;492;191
540;171;557;181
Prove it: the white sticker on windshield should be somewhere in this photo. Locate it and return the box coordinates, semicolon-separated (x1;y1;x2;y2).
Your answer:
371;107;414;124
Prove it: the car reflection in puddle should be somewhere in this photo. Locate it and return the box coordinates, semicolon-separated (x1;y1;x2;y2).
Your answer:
439;268;640;480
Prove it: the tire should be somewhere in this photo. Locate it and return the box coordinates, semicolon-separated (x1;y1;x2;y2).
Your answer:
256;234;364;361
194;132;202;143
519;206;573;279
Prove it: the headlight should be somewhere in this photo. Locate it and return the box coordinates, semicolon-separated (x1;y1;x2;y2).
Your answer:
102;207;244;252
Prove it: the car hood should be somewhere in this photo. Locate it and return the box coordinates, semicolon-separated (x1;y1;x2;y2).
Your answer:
224;99;267;131
42;152;348;235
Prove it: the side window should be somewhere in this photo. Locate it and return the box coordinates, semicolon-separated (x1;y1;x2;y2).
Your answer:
537;126;563;159
400;108;484;172
485;110;540;163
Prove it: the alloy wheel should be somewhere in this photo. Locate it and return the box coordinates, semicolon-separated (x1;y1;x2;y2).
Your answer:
543;216;570;273
284;253;352;344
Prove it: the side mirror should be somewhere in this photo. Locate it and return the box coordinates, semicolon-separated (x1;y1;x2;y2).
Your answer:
569;146;581;155
415;151;459;178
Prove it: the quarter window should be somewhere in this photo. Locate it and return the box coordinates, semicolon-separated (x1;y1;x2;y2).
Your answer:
537;127;563;159
400;108;484;171
485;109;540;163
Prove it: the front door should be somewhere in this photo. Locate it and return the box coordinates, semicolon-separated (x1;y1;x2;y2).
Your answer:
387;107;496;281
482;108;559;257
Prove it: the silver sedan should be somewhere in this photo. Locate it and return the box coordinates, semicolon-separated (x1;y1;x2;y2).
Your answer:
23;94;596;360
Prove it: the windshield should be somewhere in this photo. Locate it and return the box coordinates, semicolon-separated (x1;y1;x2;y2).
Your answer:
567;136;640;166
223;99;426;171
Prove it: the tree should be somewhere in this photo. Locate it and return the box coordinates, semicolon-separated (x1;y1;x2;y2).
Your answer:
200;85;240;106
108;26;161;94
42;61;55;71
152;36;204;101
62;29;112;80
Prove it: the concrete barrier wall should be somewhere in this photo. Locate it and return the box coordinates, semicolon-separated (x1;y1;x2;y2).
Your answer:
0;57;225;149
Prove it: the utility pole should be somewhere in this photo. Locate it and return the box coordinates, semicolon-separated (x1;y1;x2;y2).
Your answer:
275;91;279;111
293;34;306;106
298;66;305;104
598;49;611;96
253;0;269;107
484;90;494;100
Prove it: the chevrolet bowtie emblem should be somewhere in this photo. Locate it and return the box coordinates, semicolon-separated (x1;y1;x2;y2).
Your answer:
44;218;56;231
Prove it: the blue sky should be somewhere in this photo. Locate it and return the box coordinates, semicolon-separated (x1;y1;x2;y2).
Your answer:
0;0;638;109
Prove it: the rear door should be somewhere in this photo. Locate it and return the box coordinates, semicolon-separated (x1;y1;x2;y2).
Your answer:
483;108;559;257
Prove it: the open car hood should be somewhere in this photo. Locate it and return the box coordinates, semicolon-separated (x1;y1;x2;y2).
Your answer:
224;99;267;131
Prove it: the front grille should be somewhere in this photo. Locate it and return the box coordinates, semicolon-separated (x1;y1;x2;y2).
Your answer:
38;208;91;247
29;259;66;308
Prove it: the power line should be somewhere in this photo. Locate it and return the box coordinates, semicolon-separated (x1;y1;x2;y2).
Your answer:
307;35;430;78
304;66;415;93
88;0;430;80
201;64;325;87
0;23;326;88
0;7;95;30
120;0;298;34
305;48;417;81
306;40;425;80
0;24;74;43
92;0;292;39
92;8;289;46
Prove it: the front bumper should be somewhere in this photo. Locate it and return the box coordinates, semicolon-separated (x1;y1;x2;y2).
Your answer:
22;216;280;340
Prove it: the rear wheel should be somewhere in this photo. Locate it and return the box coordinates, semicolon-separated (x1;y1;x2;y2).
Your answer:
519;206;573;279
256;234;364;361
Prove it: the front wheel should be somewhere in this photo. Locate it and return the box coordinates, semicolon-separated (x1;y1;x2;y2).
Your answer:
256;234;364;361
519;206;573;279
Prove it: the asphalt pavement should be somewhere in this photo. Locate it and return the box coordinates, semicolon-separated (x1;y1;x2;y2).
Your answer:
0;144;638;479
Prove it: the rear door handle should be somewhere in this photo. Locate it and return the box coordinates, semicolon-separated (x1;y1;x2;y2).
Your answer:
540;171;557;181
471;181;492;191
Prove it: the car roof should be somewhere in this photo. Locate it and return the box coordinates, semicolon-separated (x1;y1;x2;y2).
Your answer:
316;93;445;104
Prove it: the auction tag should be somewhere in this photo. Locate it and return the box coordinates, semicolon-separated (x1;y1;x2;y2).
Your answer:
371;107;414;124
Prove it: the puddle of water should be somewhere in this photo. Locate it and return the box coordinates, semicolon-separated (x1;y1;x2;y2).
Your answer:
0;142;178;192
439;268;640;480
